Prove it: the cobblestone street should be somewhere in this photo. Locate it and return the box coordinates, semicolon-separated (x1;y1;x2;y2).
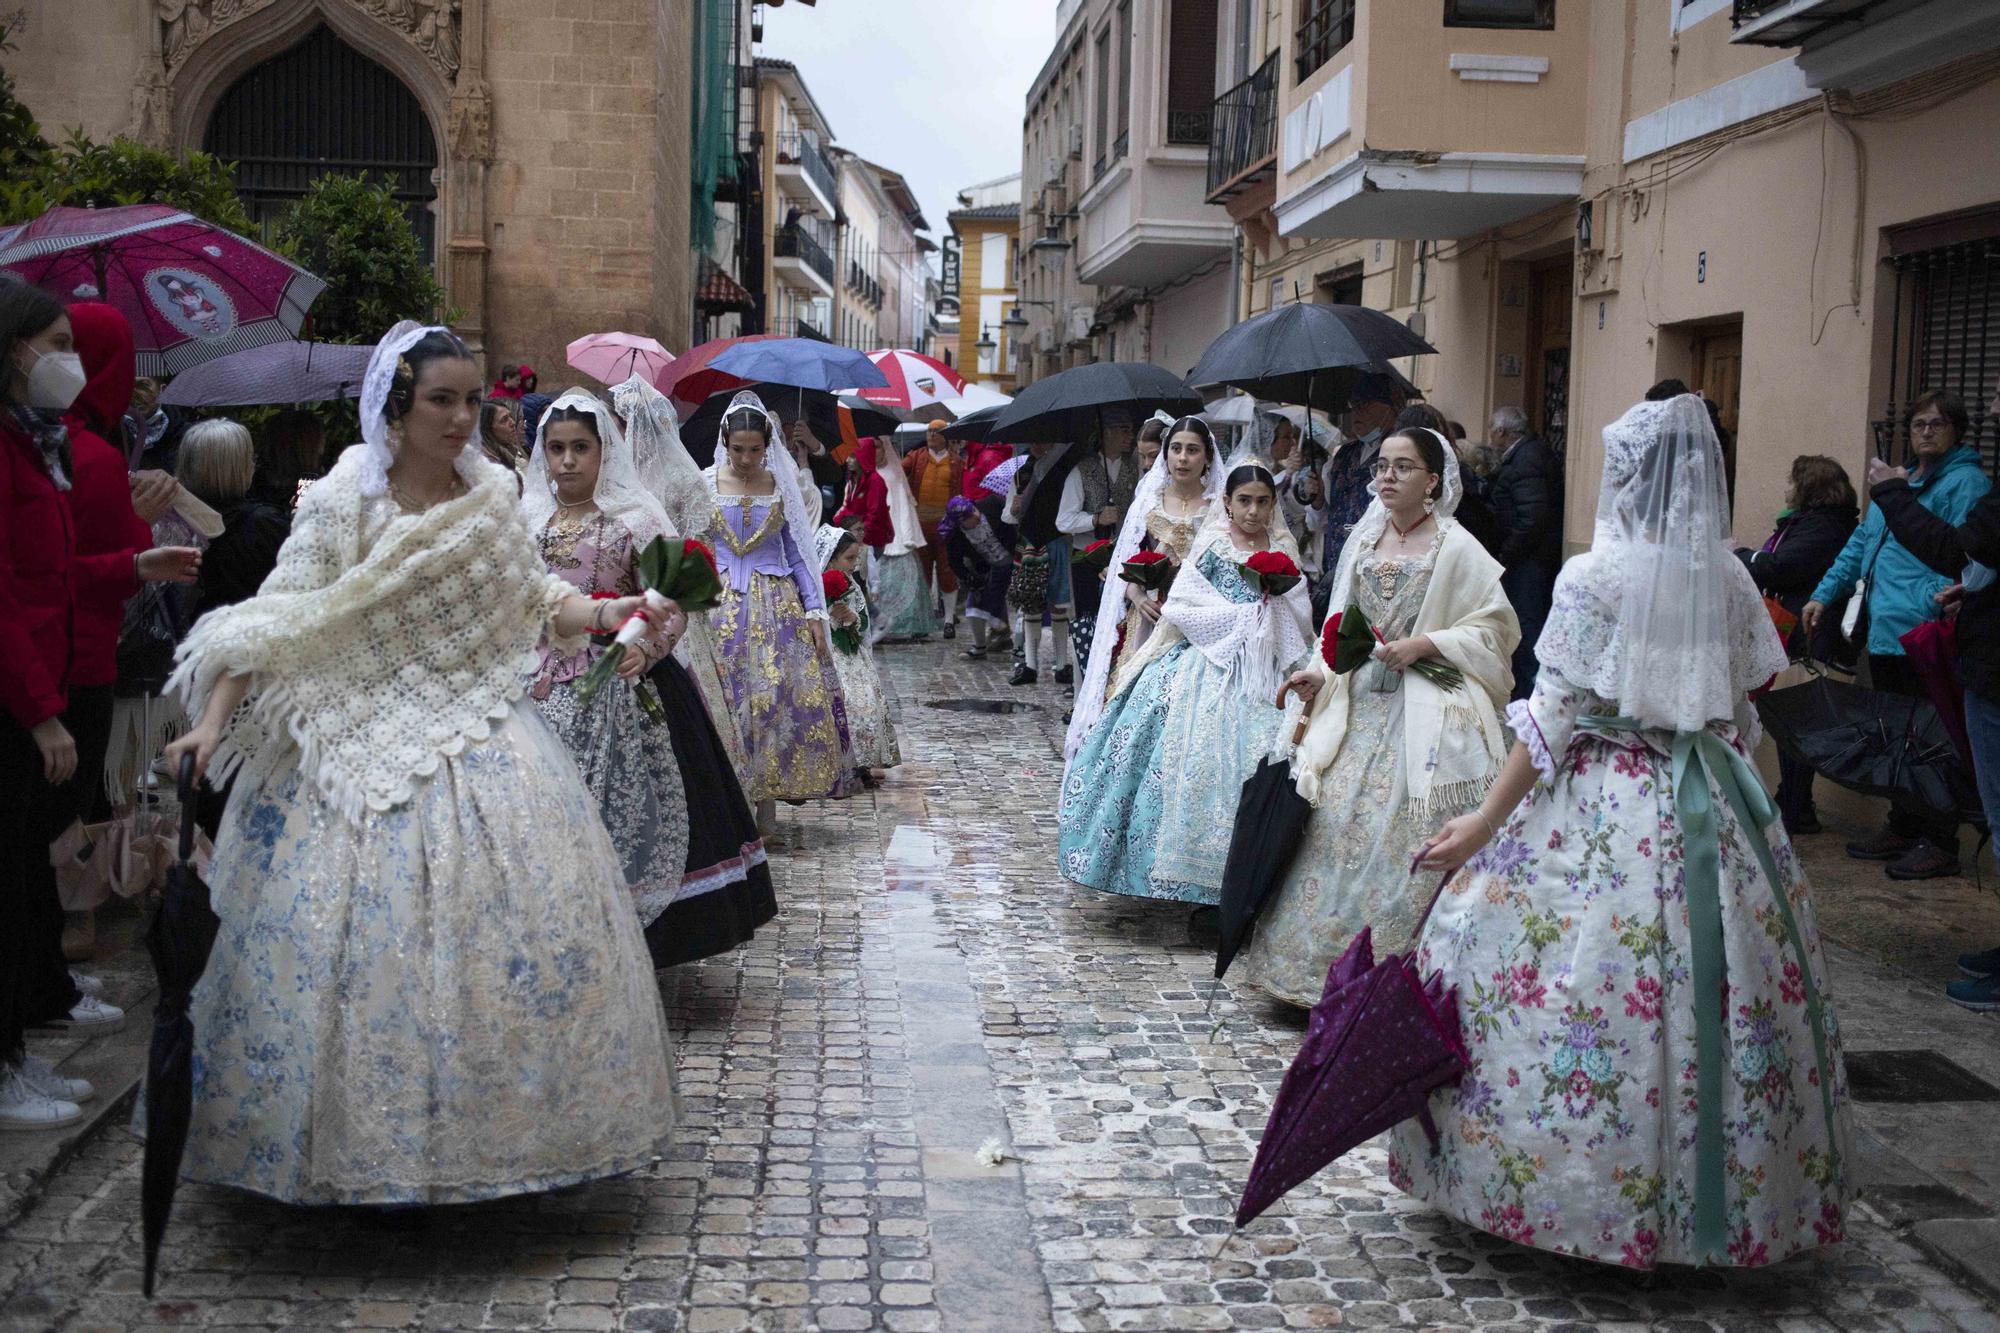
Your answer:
4;638;2000;1332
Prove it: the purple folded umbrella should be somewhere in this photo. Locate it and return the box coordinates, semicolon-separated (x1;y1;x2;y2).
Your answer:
1236;877;1469;1228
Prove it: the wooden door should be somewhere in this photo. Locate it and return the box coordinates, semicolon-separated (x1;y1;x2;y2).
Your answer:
1692;325;1743;502
1524;258;1573;453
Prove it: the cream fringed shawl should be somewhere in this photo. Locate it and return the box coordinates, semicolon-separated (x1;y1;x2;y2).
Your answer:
167;448;580;823
1288;521;1520;814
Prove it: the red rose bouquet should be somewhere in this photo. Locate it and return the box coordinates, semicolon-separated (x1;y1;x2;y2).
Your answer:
823;569;866;653
1320;603;1464;691
574;535;720;711
822;568;852;604
1118;549;1176;595
1073;538;1115;579
1240;549;1302;597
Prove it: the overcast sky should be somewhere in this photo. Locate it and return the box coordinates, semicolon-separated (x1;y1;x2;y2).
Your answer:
758;0;1061;265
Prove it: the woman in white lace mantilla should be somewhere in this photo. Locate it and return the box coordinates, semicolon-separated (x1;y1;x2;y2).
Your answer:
1398;396;1850;1268
161;325;677;1206
1238;427;1518;1007
1057;453;1312;906
1063;413;1223;766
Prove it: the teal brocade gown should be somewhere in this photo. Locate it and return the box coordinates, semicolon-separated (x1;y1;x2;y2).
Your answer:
1056;543;1295;905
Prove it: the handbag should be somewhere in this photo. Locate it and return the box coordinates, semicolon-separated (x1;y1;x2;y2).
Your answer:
1007;547;1050;613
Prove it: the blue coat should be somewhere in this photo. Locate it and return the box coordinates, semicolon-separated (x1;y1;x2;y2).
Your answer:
1809;444;1991;657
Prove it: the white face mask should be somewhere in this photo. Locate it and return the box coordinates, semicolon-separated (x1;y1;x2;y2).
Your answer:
21;348;87;413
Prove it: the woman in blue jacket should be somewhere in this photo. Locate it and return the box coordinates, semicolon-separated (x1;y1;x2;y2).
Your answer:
1804;389;1990;880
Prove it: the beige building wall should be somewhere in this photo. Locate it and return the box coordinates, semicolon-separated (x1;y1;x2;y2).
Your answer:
8;0;703;389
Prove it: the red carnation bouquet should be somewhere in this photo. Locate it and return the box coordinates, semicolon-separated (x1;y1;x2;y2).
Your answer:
822;568;852;604
1239;549;1302;597
1119;549;1177;595
574;536;721;710
1073;538;1115;579
823;569;866;653
1321;603;1464;691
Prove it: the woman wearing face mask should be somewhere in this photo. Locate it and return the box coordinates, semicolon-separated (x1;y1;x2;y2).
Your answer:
704;391;853;838
1236;428;1519;1008
160;322;677;1203
0;282;200;1130
1058;450;1312;906
524;390;696;948
1063;414;1222;766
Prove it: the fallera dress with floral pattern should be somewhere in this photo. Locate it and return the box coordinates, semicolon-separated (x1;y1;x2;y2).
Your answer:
1387;667;1852;1269
530;510;689;927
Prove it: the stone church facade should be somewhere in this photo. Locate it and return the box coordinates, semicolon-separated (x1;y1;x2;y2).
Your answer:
11;0;703;385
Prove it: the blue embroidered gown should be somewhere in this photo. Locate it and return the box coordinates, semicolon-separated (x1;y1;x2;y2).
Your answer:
1057;541;1300;904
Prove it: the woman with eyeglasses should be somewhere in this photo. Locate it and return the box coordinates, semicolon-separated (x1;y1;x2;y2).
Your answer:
1802;389;1991;882
1236;427;1519;1008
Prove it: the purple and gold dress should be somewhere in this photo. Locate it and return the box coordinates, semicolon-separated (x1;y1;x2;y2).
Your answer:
704;482;852;802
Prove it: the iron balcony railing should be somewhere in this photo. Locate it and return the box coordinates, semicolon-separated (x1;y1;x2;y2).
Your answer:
1206;51;1279;198
775;130;837;204
773;223;834;286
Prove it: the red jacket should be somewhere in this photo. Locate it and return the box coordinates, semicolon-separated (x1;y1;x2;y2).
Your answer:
963;444;1012;501
1;421;79;728
63;303;148;688
833;438;893;548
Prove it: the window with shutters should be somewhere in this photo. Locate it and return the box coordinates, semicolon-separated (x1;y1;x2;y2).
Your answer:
1295;0;1356;84
1166;0;1219;144
1878;217;2000;464
1443;0;1556;28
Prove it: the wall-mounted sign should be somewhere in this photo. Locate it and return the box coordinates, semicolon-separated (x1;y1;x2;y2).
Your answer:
941;237;962;301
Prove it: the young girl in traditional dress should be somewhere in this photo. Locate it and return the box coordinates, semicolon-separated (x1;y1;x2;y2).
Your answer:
163;324;676;1205
816;525;901;781
943;494;1015;660
1403;395;1851;1269
1058;457;1312;905
704;392;851;836
1239;428;1518;1006
1064;415;1222;764
530;388;774;970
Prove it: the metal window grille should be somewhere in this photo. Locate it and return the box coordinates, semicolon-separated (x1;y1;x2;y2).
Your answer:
1295;0;1357;84
1877;238;1999;464
1443;0;1556;28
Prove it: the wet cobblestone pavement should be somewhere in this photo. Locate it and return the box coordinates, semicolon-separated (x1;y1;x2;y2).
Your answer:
4;637;1999;1331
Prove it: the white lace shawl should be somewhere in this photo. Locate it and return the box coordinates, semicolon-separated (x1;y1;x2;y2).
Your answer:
167;447;578;822
1109;516;1311;711
1287;521;1518;813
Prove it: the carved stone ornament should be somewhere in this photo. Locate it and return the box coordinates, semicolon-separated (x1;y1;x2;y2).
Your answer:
159;0;462;81
448;80;493;163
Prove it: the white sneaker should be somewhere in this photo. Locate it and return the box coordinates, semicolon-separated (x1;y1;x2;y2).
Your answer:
41;995;124;1034
0;1069;82;1130
68;970;104;998
19;1054;95;1104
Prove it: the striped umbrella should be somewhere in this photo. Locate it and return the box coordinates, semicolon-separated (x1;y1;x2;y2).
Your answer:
853;348;967;410
0;205;325;378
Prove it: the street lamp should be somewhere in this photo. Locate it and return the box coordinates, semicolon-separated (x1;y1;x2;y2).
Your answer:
1004;299;1056;337
975;325;997;356
1029;234;1072;273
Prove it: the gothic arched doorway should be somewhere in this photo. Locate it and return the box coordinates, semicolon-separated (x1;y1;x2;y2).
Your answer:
203;25;439;258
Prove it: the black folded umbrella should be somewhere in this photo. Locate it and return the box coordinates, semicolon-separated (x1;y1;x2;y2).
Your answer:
142;755;222;1297
1188;302;1434;417
989;362;1202;444
1216;696;1316;978
1756;667;1983;824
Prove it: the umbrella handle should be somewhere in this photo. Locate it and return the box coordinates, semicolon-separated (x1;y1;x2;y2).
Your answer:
1275;678;1313;747
176;753;199;867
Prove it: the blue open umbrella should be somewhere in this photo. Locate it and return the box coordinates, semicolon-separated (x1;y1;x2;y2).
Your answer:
708;338;888;393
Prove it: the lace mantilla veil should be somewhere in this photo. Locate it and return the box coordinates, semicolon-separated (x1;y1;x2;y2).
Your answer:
356;320;488;499
611;373;704;540
1536;395;1786;732
522;388;674;548
1324;426;1466;614
1064;413;1227;761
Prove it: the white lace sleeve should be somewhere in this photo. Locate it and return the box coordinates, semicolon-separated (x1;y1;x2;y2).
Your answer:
1506;666;1588;786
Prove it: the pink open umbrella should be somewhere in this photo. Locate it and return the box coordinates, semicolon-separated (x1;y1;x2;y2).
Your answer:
566;331;674;388
0;205;325;378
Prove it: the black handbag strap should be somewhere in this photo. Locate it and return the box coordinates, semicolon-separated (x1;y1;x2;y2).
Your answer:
176;753;199;866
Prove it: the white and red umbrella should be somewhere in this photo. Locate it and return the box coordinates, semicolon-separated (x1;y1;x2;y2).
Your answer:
0;204;325;378
852;348;967;411
566;331;675;387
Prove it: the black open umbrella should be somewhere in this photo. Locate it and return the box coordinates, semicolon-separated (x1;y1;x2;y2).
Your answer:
1188;303;1434;417
1216;689;1315;978
942;404;1008;444
680;383;842;466
989;362;1202;444
1756;666;1983;824
142;755;222;1296
839;394;903;438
